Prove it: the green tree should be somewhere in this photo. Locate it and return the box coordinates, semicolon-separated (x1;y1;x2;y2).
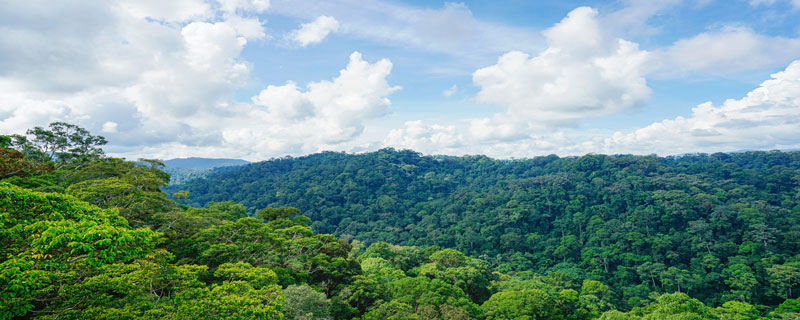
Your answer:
362;301;420;320
599;293;716;320
770;297;800;319
8;121;107;167
714;301;762;320
723;264;759;302
482;289;558;320
767;262;800;300
0;183;158;318
284;284;331;320
390;276;481;319
258;206;301;220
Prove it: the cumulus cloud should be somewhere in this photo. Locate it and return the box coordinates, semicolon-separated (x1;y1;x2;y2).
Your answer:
599;60;800;154
382;6;655;155
289;16;339;46
384;120;464;154
0;0;404;160
231;51;400;154
472;7;651;129
384;59;800;157
0;0;265;158
382;118;584;158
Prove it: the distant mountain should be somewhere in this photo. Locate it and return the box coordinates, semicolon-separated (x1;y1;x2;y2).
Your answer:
163;157;249;169
163;157;248;185
168;149;800;306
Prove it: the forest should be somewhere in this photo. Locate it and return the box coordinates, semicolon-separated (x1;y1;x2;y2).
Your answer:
2;122;800;319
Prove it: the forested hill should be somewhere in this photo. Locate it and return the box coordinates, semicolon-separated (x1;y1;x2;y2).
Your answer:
5;123;800;318
163;157;248;169
173;148;800;306
162;157;248;185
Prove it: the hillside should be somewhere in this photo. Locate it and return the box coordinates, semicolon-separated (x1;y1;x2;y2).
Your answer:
163;157;249;169
5;122;800;319
162;157;248;185
173;148;800;307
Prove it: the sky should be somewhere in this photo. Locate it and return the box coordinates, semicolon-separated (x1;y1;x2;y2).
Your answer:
1;0;800;161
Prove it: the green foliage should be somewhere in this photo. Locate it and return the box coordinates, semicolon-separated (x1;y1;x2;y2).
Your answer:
5;124;800;319
63;160;174;227
0;183;158;318
714;301;764;320
771;298;800;319
258;206;301;221
172;149;800;308
482;289;557;320
184;215;358;291
767;262;800;300
429;248;468;268
284;284;332;319
6;121;107;168
601;292;718;320
0;146;51;178
362;301;419;320
0;183;287;319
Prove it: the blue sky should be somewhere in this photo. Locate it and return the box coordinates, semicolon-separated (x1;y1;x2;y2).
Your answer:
1;0;800;160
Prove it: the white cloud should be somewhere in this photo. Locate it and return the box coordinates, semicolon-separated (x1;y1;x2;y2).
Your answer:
252;81;315;120
218;0;270;14
269;0;542;63
289;16;339;46
384;120;464;154
382;118;585;158
602;0;681;36
442;85;458;97
228;51;400;156
384;59;800;157
102;121;119;133
0;0;404;161
224;15;268;40
600;60;800;154
659;26;800;76
181;22;248;71
382;6;659;155
472;7;651;129
0;0;267;157
122;0;212;23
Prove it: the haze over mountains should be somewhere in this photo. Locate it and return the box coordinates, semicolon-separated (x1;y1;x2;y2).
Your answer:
162;157;249;185
163;157;249;169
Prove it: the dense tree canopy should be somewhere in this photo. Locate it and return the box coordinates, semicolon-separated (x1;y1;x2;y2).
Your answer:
173;149;800;309
3;123;800;319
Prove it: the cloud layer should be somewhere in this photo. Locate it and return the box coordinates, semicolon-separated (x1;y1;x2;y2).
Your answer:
2;1;800;161
238;51;399;153
601;60;800;154
288;16;340;46
469;7;651;139
0;0;401;160
385;60;800;157
659;27;800;76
